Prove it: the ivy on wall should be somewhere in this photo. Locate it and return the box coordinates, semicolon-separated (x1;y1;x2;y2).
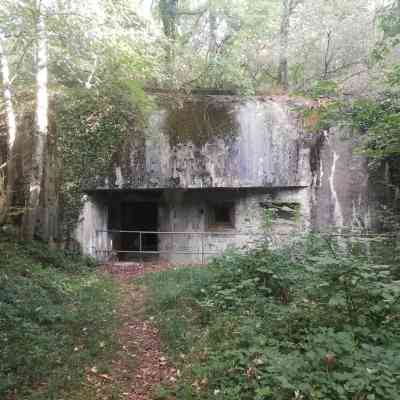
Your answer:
55;80;153;239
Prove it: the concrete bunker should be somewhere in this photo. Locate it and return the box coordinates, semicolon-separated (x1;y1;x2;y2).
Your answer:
78;187;307;263
75;94;371;263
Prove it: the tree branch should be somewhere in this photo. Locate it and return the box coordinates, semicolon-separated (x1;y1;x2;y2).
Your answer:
177;7;207;17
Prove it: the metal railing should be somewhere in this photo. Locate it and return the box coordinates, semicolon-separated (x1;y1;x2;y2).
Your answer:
94;229;400;265
95;229;266;264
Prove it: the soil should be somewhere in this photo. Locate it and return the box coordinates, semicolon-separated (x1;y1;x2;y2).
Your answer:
89;262;178;400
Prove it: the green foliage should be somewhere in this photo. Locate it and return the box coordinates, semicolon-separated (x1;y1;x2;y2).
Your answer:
380;10;400;40
55;77;153;237
301;100;343;134
309;80;338;98
144;236;400;400
262;208;276;228
375;1;400;58
262;203;301;228
300;84;400;161
343;91;400;159
305;63;400;162
142;267;217;354
0;236;119;399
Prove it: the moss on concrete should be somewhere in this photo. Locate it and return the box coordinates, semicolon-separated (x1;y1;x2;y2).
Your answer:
163;96;240;146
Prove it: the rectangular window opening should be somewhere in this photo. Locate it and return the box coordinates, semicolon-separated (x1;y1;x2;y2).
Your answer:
208;203;235;229
260;201;300;221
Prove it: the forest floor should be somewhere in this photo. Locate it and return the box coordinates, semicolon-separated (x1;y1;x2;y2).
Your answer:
87;262;178;400
5;238;397;399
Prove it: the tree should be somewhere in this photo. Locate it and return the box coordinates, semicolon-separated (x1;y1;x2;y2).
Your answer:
159;0;178;39
0;32;17;225
23;0;50;240
1;0;395;240
0;0;159;239
288;0;376;94
278;0;302;89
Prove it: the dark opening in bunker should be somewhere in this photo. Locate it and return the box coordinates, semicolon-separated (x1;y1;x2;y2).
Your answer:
112;202;159;261
208;202;235;229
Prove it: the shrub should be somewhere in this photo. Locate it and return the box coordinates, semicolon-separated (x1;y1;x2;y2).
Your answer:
309;80;338;98
144;236;400;400
0;236;118;399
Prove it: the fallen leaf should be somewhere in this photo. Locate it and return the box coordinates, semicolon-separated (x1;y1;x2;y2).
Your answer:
99;374;113;381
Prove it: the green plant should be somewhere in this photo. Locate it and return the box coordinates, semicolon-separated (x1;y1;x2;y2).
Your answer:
0;236;119;399
55;79;153;238
143;235;400;400
262;208;276;229
309;80;338;98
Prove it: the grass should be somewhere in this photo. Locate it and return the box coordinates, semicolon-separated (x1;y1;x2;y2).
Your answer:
3;233;398;399
0;234;120;400
141;266;217;355
143;238;400;400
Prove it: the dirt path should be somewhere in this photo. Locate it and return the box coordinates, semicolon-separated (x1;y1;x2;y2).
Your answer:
92;262;177;400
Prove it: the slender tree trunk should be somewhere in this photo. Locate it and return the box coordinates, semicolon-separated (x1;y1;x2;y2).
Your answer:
322;30;332;80
278;0;290;90
160;0;178;85
209;6;218;57
0;32;17;226
24;0;49;239
208;6;218;86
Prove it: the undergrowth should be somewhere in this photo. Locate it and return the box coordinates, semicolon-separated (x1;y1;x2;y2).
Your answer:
0;234;119;400
144;235;400;400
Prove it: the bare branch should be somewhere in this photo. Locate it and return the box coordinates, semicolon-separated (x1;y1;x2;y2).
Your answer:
177;7;207;17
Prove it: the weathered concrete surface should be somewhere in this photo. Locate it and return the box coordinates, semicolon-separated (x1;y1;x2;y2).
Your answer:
94;95;313;190
76;95;374;262
158;190;270;263
75;195;109;259
310;128;370;231
76;188;311;263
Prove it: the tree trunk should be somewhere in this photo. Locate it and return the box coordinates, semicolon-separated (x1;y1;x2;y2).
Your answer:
23;0;49;240
0;32;17;226
159;0;178;85
278;0;290;90
209;7;218;57
208;6;218;86
322;30;332;80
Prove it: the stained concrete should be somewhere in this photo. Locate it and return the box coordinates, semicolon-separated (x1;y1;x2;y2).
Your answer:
92;95;312;190
75;195;109;260
310;128;370;231
76;94;373;262
77;187;312;263
157;190;271;263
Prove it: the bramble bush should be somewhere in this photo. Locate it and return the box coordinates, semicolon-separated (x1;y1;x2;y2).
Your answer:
145;235;400;400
